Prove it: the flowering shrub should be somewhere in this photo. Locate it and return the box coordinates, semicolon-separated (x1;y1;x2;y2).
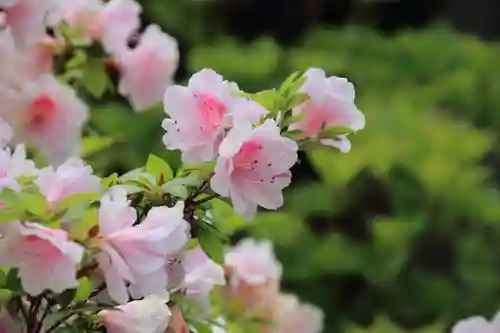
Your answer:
0;1;370;332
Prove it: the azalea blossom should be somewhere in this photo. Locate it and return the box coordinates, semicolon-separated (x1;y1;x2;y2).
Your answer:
0;29;53;86
0;118;12;148
182;245;225;310
36;157;101;205
0;74;88;164
225;238;282;285
2;0;56;48
99;0;141;56
163;69;268;163
288;68;365;153
452;313;500;333
118;24;178;111
52;0;140;56
100;295;171;333
0;308;23;333
0;222;84;295
211;119;298;220
224;238;282;311
96;188;190;304
270;293;324;333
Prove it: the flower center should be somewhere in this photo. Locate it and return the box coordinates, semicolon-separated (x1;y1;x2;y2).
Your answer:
196;93;227;131
27;94;57;129
233;140;263;169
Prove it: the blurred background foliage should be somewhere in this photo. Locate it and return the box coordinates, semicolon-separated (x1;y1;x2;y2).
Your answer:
82;0;500;332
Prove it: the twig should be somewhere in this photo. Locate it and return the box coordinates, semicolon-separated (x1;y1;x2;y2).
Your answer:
192;194;219;206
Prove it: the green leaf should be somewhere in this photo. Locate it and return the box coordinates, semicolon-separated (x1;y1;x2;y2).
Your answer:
65;50;87;70
282;129;305;138
211;199;247;235
0;268;6;288
198;223;225;264
81;58;109;99
21;193;48;218
5;269;22;294
70;208;98;242
74;277;93;302
282;114;308;127
80;136;115;158
246;90;280;113
190;321;213;333
318;125;353;139
54;193;102;213
101;173;118;190
279;71;306;97
0;289;12;304
286;92;310;109
0;211;17;223
145;154;174;181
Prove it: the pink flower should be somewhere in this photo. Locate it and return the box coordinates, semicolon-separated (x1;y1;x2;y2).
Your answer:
25;35;56;76
289;68;365;153
0;74;88;164
0;29;53;85
51;0;103;39
0;144;36;189
118;24;178;111
100;0;141;56
211;119;297;220
271;293;324;333
452;314;500;333
96;188;190;304
163;69;267;163
182;246;225;310
35;157;101;205
0;222;84;295
2;0;56;48
99;295;171;333
0;309;23;333
0;119;12;148
225;238;282;286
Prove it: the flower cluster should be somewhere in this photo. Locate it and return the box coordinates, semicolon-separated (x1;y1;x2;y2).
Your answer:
0;0;179;164
0;2;368;333
163;68;364;220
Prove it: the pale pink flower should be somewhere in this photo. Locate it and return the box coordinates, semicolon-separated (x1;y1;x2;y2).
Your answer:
0;309;23;333
452;313;500;333
182;246;225;310
225;238;282;286
2;0;56;48
271;293;324;333
0;221;84;295
25;35;56;76
100;0;141;56
0;0;19;7
0;144;36;188
117;24;178;111
99;295;171;333
96;188;190;304
211;119;297;220
36;157;101;205
51;0;103;39
163;69;267;163
289;68;365;153
0;74;88;164
0;118;12;148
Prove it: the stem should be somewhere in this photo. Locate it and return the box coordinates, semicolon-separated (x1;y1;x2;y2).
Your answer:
27;296;43;332
44;312;75;333
89;283;106;299
35;299;52;333
192;194;219;206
